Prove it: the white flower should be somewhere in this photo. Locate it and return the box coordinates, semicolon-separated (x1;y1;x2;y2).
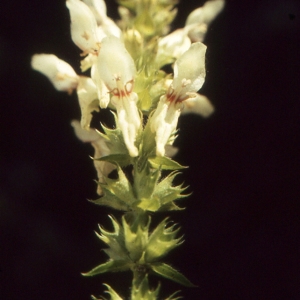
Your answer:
82;0;107;23
66;0;101;54
97;36;141;157
185;0;225;42
31;53;110;130
31;54;79;93
100;18;122;39
150;42;207;156
76;76;100;130
71;120;116;195
155;29;191;67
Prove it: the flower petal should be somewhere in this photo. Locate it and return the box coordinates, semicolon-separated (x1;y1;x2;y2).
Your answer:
182;93;214;117
77;76;100;129
115;92;141;157
71;119;100;142
91;63;110;108
173;42;207;95
97;36;136;91
82;0;121;37
150;97;180;157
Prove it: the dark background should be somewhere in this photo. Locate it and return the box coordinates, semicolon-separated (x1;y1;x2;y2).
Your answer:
1;0;300;299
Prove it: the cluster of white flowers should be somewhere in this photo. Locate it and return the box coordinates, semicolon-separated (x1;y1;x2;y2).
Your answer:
31;0;224;189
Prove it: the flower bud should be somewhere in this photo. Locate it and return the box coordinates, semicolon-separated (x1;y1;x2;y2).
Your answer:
156;29;191;67
66;0;101;54
185;0;225;42
31;54;79;93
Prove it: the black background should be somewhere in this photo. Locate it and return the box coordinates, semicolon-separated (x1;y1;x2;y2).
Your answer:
1;0;300;299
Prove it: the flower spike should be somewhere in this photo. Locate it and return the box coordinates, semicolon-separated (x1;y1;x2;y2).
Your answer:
31;0;224;297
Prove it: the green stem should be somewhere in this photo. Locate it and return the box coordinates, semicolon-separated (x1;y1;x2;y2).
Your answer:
132;263;147;288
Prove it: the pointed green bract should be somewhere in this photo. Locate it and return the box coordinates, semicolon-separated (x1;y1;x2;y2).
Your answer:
103;284;124;300
153;172;189;211
133;168;161;211
145;218;183;262
92;284;123;300
131;275;160;300
148;156;187;170
122;215;150;261
165;290;182;300
99;113;130;156
95;216;129;261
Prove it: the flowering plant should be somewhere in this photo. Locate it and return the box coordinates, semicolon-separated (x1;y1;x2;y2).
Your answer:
31;0;224;298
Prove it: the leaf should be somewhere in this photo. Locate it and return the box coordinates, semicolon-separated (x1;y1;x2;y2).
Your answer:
82;260;131;277
150;263;196;287
90;188;130;211
148;156;187;170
